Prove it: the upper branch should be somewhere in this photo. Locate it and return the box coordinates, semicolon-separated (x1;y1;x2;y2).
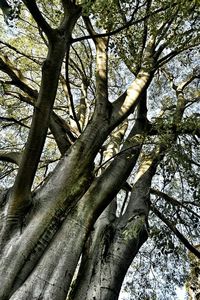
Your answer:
94;36;109;116
152;205;200;259
0;53;74;156
5;8;81;220
0;54;38;98
156;42;200;68
110;30;156;127
111;69;153;128
22;0;53;40
0;40;41;65
73;3;178;43
0;151;22;165
150;188;200;219
65;48;82;133
83;16;110;117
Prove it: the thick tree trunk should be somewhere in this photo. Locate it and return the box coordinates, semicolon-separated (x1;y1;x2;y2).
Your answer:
0;74;153;300
9;212;89;300
69;210;148;300
0;120;150;300
69;155;157;300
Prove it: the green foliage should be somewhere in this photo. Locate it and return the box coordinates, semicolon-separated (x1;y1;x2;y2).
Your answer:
123;215;146;240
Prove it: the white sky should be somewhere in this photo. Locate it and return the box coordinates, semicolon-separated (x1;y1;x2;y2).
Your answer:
176;286;187;300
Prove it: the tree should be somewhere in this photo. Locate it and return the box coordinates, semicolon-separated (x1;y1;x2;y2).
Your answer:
0;0;199;299
185;245;200;300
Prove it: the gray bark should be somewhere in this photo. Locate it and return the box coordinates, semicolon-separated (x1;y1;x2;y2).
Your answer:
69;154;158;300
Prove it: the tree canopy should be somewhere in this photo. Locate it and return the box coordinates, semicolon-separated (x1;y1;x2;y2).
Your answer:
0;1;199;299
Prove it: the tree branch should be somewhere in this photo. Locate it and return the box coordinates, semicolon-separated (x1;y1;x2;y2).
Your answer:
0;54;38;98
0;55;75;155
0;151;22;165
151;205;200;259
157;43;200;68
50;112;76;155
94;36;109;115
72;3;178;43
22;0;53;40
111;70;153;127
0;116;30;129
3;9;81;220
83;16;110;116
121;155;158;225
65;48;82;133
150;188;200;219
0;39;41;65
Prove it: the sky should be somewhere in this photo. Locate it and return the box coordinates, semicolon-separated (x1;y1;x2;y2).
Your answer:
176;286;188;300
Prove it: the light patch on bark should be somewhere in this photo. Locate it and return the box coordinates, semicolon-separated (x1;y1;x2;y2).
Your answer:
132;155;154;184
96;38;107;80
119;71;150;116
123;215;146;240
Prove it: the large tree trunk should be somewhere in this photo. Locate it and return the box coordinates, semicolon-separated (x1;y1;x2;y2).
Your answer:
68;153;157;300
0;156;153;300
0;91;154;300
69;207;148;300
0;62;155;298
